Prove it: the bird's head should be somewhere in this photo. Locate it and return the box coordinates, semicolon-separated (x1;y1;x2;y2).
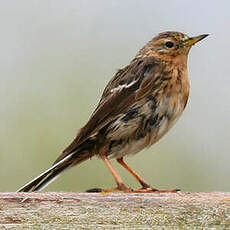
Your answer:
136;31;209;62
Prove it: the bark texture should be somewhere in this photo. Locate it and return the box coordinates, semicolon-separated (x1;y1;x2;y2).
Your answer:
0;192;229;229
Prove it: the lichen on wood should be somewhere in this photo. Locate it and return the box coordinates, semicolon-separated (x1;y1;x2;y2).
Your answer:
0;192;229;229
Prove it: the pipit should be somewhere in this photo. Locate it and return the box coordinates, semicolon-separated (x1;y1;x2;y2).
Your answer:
17;31;208;193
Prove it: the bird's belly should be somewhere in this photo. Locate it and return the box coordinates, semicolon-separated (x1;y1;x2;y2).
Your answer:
108;133;151;159
106;96;185;159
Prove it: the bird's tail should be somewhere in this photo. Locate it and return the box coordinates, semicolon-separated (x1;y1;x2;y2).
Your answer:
17;149;92;192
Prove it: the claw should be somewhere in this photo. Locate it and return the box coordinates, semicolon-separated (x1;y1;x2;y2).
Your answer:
86;188;102;193
151;188;180;193
132;187;180;193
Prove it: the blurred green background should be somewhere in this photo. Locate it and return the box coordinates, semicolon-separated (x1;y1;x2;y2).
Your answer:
0;1;229;192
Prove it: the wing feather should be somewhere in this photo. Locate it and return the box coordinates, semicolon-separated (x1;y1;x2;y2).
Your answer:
56;56;163;162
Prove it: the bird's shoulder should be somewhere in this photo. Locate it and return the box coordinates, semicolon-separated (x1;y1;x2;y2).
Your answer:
100;56;163;102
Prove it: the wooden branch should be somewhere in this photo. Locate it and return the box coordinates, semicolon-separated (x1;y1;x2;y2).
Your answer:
0;192;229;229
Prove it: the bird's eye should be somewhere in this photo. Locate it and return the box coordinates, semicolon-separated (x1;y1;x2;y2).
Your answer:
165;41;174;48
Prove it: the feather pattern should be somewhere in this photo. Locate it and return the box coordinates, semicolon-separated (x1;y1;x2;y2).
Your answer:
17;31;208;192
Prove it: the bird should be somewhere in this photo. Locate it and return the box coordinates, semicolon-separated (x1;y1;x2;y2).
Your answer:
17;31;208;193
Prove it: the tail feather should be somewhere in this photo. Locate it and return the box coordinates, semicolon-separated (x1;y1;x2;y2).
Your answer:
17;150;91;192
32;163;72;192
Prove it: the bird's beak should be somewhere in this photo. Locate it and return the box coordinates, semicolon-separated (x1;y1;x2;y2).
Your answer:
183;34;209;47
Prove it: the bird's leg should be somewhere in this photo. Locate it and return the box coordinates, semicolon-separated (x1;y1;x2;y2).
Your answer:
100;154;132;193
117;157;179;193
86;151;179;193
117;158;151;189
87;149;132;193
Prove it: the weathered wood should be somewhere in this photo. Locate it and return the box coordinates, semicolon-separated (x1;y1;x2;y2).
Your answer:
0;192;229;229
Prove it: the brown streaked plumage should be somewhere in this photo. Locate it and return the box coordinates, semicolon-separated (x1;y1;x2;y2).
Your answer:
17;31;208;193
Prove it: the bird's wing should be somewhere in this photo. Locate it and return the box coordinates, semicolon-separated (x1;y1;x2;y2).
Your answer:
55;56;164;162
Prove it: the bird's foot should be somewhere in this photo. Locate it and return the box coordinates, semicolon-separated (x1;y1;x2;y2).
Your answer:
86;186;180;193
132;187;180;193
86;182;132;193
